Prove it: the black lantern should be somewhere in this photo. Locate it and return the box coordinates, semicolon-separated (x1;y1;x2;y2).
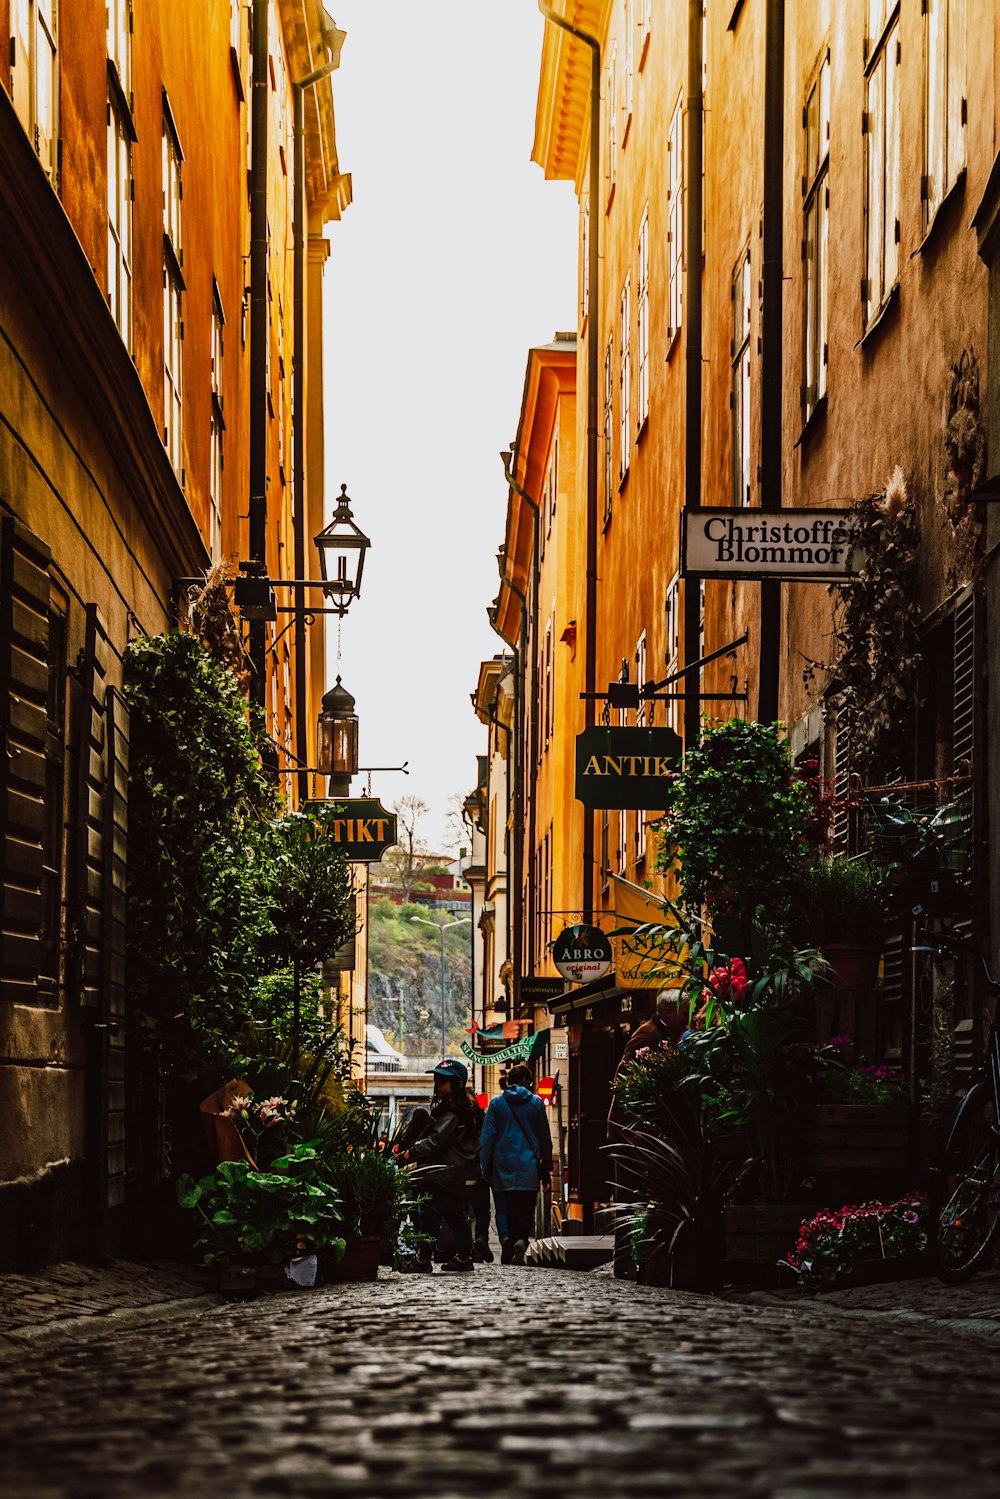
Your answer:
314;484;370;617
316;676;358;797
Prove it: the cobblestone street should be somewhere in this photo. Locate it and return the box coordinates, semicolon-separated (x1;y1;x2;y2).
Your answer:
2;1261;1000;1498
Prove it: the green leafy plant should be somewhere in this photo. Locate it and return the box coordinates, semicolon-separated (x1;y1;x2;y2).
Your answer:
325;1147;414;1241
786;1193;929;1290
790;859;886;949
656;719;809;952
176;1143;346;1267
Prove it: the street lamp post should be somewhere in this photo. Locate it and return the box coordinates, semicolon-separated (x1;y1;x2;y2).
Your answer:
410;915;472;1060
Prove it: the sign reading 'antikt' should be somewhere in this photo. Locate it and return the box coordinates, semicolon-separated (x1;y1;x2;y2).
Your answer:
575;726;683;810
308;798;398;862
682;508;864;580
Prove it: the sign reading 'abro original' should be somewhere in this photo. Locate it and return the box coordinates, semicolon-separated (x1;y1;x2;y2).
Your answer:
681;508;864;580
575;726;683;810
552;923;613;983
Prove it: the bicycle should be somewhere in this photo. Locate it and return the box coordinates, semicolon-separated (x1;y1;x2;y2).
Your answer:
914;935;1000;1283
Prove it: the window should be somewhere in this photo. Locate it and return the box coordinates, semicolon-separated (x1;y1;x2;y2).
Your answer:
41;605;66;993
864;2;901;327
923;0;966;231
667;96;683;342
601;810;610;892
210;284;225;560
619;275;631;481
108;0;131;96
581;201;590;324
803;49;830;421
107;94;133;350
10;0;58;182
623;0;634;139
637;209;649;428
543;616;553;751
638;0;651;65
665;575;680;733
551;423;559;526
618;809;629;874
603;334;614;523
162;103;184;479
606;47;617;203
732;245;751;504
635;631;647;726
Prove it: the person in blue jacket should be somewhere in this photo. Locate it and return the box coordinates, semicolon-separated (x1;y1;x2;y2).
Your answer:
480;1063;554;1265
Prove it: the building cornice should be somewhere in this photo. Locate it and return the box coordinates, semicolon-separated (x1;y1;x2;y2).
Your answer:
532;0;605;188
282;0;353;222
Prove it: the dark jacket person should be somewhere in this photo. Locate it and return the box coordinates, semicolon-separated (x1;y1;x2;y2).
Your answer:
400;1058;481;1274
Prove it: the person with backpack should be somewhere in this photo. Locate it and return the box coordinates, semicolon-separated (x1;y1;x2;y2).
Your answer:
398;1058;481;1274
479;1064;553;1265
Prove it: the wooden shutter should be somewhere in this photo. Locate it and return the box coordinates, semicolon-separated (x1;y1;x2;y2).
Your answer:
0;517;51;1003
831;704;852;856
73;606;109;1008
102;687;129;1209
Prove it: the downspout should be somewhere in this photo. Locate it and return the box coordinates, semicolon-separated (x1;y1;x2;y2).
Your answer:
486;622;517;1022
682;0;704;751
758;0;785;724
538;1;599;923
248;0;269;711
502;450;540;1000
293;43;343;806
499;564;532;1020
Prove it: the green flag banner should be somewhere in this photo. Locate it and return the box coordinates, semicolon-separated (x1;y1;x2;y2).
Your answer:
460;1029;550;1067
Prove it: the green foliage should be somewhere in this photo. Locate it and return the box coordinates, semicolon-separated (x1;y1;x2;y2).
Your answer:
176;1143;346;1266
656;719;809;950
261;805;356;973
789;859;886;948
246;969;327;1054
787;1193;928;1290
124;632;277;1069
324;1147;414;1240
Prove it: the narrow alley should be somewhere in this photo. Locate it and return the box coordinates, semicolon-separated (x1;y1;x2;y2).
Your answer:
2;1262;998;1499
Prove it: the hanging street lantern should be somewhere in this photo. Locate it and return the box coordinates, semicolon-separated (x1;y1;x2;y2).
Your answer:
313;483;371;617
316;675;359;797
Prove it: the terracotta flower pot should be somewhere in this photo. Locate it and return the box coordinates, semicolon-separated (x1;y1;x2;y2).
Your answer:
326;1235;382;1282
821;943;881;991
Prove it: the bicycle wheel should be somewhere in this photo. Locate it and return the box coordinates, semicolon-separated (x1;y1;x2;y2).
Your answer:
932;1083;1000;1284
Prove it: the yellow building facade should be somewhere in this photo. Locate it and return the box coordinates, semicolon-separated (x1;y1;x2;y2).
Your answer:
0;0;350;1266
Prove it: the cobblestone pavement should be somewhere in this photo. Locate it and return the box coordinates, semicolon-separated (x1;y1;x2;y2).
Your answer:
2;1262;1000;1499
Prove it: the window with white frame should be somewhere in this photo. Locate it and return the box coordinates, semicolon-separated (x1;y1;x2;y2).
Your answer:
667;96;684;342
162;103;184;480
581;201;590;324
618;809;629;874
638;0;651;66
623;0;634;138
551;423;559;526
603;334;614;523
601;809;610;891
637;209;650;428
10;0;58;182
803;49;830;422
664;575;680;733
107;93;132;350
863;1;900;328
635;631;647;726
230;0;242;55
544;615;553;749
923;0;966;231
732;244;751;506
108;0;131;97
619;275;631;481
210;284;225;561
606;47;617;202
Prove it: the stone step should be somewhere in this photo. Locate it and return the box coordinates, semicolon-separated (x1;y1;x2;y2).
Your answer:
524;1235;615;1270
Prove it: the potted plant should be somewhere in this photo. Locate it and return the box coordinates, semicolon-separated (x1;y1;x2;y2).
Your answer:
322;1146;413;1282
791;859;885;990
785;1192;929;1291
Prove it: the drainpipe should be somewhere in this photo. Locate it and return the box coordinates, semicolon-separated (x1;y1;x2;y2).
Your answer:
682;1;704;751
484;624;517;1024
248;0;269;710
292;38;344;805
502;450;540;1002
758;0;785;724
538;1;599;923
499;564;532;1022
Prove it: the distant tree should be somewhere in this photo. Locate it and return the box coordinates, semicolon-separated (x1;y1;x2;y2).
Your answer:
381;794;431;901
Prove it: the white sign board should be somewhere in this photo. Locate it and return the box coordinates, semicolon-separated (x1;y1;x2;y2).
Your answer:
682;508;864;581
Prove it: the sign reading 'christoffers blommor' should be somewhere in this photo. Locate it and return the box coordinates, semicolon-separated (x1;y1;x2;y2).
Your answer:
681;508;864;581
575;726;683;810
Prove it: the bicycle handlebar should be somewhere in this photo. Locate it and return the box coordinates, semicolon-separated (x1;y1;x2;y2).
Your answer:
911;936;1000;993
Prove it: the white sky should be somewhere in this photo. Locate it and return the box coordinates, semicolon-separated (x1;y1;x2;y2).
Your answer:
322;1;577;853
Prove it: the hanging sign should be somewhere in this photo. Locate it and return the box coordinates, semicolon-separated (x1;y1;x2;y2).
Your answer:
521;977;566;1003
552;923;613;983
575;726;683;810
460;1029;550;1066
308;798;398;862
681;508;864;581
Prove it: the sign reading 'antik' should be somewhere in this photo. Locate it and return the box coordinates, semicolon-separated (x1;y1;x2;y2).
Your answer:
307;798;398;862
575;726;683;810
681;508;864;581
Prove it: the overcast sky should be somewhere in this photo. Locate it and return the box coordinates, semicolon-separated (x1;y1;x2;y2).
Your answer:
322;1;577;853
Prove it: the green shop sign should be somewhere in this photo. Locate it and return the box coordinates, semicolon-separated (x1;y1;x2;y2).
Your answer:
305;797;398;862
460;1029;550;1067
575;726;683;810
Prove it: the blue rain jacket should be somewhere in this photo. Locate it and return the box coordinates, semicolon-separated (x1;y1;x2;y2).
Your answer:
480;1086;553;1192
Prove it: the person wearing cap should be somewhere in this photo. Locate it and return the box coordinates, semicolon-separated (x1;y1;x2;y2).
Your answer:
397;1058;481;1274
479;1064;553;1265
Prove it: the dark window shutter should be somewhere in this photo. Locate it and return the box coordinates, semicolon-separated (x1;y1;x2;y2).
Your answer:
0;517;52;1003
102;686;129;1209
73;606;109;1009
831;705;852;856
951;588;976;775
